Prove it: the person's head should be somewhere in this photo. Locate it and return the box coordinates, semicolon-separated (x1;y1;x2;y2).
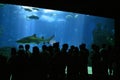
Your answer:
25;44;30;50
18;45;24;50
18;45;25;55
33;46;40;55
81;43;86;48
62;43;68;51
42;45;47;51
79;43;86;50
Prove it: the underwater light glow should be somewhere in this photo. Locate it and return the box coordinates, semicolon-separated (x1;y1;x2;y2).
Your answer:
40;15;55;22
43;9;62;14
43;9;56;13
21;6;33;10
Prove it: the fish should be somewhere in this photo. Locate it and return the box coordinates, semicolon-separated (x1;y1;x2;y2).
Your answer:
66;15;73;18
22;6;39;12
27;15;39;20
16;34;55;44
24;8;32;12
74;14;79;18
32;7;39;11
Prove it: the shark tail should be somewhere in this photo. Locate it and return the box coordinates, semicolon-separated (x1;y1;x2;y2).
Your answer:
45;35;55;43
49;35;55;40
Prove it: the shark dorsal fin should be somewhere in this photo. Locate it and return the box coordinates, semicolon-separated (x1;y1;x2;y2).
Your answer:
32;34;37;38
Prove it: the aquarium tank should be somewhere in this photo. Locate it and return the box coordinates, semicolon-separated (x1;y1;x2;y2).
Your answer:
0;3;115;75
0;3;115;56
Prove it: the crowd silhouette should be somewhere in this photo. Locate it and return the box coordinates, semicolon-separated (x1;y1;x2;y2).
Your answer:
0;42;119;80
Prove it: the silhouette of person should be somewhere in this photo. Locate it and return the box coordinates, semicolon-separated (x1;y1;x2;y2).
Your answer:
0;55;9;80
99;44;108;80
29;46;41;80
8;47;17;80
79;43;89;80
91;44;101;80
25;44;31;57
15;45;27;80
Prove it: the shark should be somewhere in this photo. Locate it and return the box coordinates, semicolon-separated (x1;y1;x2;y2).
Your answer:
16;34;55;44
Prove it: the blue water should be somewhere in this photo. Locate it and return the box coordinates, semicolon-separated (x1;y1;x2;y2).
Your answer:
0;3;115;51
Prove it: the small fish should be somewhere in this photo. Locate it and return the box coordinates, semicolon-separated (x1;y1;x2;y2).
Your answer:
24;8;32;12
66;15;73;19
27;15;39;20
32;7;39;11
74;14;79;18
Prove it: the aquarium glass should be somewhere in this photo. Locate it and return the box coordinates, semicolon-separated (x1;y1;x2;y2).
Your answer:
0;3;115;57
